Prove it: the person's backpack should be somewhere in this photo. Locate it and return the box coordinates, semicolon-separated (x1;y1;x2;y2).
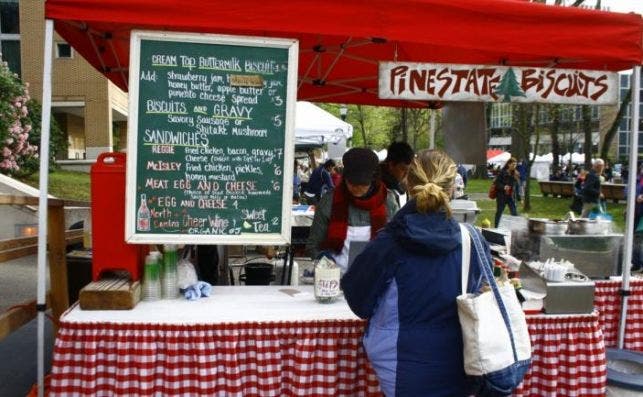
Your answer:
488;179;498;199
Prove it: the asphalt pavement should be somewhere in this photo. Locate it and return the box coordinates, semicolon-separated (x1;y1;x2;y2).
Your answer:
0;254;53;397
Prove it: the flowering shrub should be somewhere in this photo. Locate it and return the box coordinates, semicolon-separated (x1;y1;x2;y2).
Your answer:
0;58;38;174
0;56;65;176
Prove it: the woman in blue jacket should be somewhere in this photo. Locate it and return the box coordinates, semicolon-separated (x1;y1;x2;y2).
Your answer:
341;149;490;397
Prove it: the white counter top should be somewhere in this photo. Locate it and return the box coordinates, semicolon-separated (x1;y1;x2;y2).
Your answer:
62;286;359;325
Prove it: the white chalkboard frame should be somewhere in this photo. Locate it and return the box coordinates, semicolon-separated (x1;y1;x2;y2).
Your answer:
125;30;297;245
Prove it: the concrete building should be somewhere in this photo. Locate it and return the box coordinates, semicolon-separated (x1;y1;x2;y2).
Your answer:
487;102;608;155
0;0;127;170
616;71;643;161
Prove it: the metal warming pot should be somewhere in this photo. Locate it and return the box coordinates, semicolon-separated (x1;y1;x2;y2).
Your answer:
567;219;612;235
528;218;568;235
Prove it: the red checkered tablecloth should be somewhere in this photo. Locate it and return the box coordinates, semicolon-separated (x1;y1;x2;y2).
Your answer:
49;287;610;396
50;319;380;396
514;313;606;396
594;279;643;351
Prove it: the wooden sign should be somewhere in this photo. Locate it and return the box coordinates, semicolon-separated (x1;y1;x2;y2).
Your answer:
379;62;618;105
125;31;298;244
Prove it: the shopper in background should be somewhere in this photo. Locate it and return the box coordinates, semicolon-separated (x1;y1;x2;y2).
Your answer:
603;160;613;183
293;160;302;203
307;148;398;274
494;157;520;227
341;149;488;396
632;163;643;271
380;141;415;207
517;159;528;199
457;163;468;187
570;168;587;215
304;159;336;204
581;158;604;218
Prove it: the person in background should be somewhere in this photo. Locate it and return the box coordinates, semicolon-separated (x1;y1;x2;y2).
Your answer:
517;159;528;199
457;163;468;187
331;162;343;187
380;141;415;208
304;159;336;204
603;160;613;183
494;157;520;227
570;168;587;215
453;171;466;200
307;148;398;274
581;158;604;218
632;164;643;271
341;149;488;396
293;160;301;203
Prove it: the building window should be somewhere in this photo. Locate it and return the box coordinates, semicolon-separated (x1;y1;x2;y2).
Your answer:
56;43;73;59
0;0;20;75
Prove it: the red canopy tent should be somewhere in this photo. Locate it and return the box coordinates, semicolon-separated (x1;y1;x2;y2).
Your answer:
32;1;643;395
45;0;643;106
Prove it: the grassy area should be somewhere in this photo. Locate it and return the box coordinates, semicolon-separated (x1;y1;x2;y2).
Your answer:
19;170;91;201
466;178;541;195
467;177;627;231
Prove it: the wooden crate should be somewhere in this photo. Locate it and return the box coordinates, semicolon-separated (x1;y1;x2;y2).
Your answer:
79;277;141;310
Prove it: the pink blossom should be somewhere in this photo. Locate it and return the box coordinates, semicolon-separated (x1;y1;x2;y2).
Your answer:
14;101;21;108
5;138;13;145
20;106;28;117
24;125;32;133
2;147;11;157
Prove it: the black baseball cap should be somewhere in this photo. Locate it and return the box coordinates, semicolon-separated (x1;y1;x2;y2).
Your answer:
342;148;379;185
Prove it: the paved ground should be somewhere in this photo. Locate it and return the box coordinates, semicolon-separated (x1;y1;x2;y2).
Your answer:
0;255;54;396
0;255;48;313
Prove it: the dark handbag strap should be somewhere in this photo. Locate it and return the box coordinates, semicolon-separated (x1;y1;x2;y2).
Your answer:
463;223;519;362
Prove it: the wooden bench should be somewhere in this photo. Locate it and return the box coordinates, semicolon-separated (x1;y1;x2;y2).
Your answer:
539;181;626;203
539;181;575;198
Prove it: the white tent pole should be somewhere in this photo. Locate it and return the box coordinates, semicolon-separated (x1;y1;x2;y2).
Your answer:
36;19;54;397
618;65;640;349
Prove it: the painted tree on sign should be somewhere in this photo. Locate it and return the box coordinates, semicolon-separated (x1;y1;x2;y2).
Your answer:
495;68;526;102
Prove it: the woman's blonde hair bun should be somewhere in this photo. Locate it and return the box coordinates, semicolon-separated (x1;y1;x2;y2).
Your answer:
407;149;457;215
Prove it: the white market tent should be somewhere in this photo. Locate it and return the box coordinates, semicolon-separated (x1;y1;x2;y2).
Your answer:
295;101;353;146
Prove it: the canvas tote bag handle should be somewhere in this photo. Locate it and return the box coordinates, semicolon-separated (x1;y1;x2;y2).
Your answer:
459;223;471;294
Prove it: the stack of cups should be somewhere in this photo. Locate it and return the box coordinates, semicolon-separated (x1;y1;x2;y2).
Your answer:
142;252;161;301
162;244;179;299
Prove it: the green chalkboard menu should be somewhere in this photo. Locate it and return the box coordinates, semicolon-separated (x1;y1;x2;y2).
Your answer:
125;31;298;244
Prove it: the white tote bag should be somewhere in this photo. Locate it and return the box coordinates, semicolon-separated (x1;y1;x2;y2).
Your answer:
457;224;531;394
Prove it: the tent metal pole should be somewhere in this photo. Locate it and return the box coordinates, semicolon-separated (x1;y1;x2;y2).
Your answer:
618;65;640;349
37;19;54;397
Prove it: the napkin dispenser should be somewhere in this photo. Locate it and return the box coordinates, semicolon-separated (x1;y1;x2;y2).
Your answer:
519;262;595;314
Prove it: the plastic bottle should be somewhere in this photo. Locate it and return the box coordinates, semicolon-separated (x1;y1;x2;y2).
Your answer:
162;244;179;299
290;260;299;287
142;253;161;301
314;256;340;303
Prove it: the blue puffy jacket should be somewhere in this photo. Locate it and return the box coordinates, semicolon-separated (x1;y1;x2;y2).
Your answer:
341;201;490;397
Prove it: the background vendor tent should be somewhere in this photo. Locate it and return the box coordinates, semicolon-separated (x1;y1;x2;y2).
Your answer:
295;101;352;146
